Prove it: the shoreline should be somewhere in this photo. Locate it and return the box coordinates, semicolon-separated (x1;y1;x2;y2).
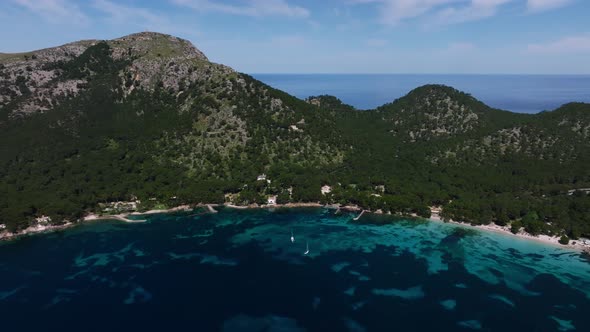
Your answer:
1;203;589;253
0;204;197;241
429;214;590;252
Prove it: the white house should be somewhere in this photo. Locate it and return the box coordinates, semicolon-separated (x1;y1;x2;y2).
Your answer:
267;195;277;205
0;224;6;230
321;185;332;195
35;215;52;225
257;174;267;181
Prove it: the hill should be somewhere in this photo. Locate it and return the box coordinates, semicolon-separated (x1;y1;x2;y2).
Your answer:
1;32;589;240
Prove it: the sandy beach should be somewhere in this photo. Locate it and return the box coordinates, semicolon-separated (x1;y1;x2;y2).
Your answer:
429;212;590;252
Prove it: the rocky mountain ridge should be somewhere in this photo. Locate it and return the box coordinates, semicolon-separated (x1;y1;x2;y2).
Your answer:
0;32;218;117
0;32;589;240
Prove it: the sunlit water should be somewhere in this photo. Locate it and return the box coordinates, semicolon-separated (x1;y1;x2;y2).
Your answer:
1;208;589;331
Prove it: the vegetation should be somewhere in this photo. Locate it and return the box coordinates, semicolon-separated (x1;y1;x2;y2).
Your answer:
559;235;570;245
0;34;589;241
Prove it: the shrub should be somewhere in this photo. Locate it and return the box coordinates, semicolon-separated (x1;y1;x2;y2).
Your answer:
559;235;570;245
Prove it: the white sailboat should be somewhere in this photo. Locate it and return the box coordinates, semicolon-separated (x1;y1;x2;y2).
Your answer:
304;241;309;255
290;230;295;243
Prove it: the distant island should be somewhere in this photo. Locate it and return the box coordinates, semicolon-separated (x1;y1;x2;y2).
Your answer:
1;32;589;249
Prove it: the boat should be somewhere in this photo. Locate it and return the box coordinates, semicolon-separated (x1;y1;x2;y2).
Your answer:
304;241;309;255
290;229;295;243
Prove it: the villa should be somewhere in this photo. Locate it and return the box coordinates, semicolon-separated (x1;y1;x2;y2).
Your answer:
321;185;332;195
267;196;277;205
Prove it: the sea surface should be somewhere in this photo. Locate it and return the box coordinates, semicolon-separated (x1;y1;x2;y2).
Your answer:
253;74;590;113
1;208;589;331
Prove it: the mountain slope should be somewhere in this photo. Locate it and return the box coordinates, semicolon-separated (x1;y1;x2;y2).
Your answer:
1;32;589;240
0;32;346;229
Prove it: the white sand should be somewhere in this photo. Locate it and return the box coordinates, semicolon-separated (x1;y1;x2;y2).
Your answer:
429;210;590;252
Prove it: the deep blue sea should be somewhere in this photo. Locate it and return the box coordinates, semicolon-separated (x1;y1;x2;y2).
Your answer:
1;208;589;331
253;74;590;113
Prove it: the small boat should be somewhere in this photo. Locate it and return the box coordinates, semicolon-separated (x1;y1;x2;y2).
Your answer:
304;241;309;255
290;230;295;243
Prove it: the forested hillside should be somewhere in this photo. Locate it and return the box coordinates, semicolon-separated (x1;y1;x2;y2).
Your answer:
1;32;589;241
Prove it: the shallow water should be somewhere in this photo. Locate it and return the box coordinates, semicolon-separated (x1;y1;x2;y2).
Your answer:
0;208;588;331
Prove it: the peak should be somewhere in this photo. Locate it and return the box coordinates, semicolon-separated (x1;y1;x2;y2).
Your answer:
117;31;175;39
376;84;494;141
379;84;491;114
405;84;472;100
0;31;208;65
108;31;208;62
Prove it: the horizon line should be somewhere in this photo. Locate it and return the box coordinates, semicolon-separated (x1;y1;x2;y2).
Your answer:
249;72;590;76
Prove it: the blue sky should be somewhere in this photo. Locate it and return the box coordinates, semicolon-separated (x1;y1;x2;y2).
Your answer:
1;0;589;74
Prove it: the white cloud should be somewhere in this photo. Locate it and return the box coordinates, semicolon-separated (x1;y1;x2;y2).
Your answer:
351;0;517;25
93;0;163;26
91;0;201;37
171;0;309;18
527;34;590;54
527;0;573;13
434;0;513;25
351;0;577;25
351;0;459;25
11;0;88;24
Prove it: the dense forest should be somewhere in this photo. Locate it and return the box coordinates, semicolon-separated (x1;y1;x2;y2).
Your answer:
0;32;589;242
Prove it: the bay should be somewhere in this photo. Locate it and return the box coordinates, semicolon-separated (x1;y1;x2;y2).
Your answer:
0;208;589;331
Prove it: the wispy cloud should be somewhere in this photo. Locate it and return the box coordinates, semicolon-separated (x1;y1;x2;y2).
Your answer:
92;0;200;37
352;0;581;26
93;0;164;26
11;0;88;24
527;34;590;54
527;0;574;13
434;0;513;25
171;0;310;18
351;0;576;25
351;0;460;25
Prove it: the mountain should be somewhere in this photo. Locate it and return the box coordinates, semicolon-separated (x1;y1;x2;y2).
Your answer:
1;32;589;241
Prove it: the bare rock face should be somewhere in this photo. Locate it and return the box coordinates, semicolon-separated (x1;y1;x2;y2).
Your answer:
109;32;208;62
0;32;226;117
0;40;97;110
109;32;222;93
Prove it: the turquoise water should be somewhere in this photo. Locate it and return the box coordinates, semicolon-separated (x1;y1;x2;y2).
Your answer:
253;74;590;112
1;208;589;331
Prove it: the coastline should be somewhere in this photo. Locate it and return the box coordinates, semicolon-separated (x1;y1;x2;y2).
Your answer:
1;202;588;253
428;214;590;252
0;204;196;241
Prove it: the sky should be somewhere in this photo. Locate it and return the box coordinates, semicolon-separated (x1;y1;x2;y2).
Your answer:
0;0;589;74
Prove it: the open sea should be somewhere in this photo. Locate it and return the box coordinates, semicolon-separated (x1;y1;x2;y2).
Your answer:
1;208;589;331
253;74;590;113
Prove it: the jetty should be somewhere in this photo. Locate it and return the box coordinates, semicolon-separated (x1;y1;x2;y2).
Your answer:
207;204;218;213
353;210;366;221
